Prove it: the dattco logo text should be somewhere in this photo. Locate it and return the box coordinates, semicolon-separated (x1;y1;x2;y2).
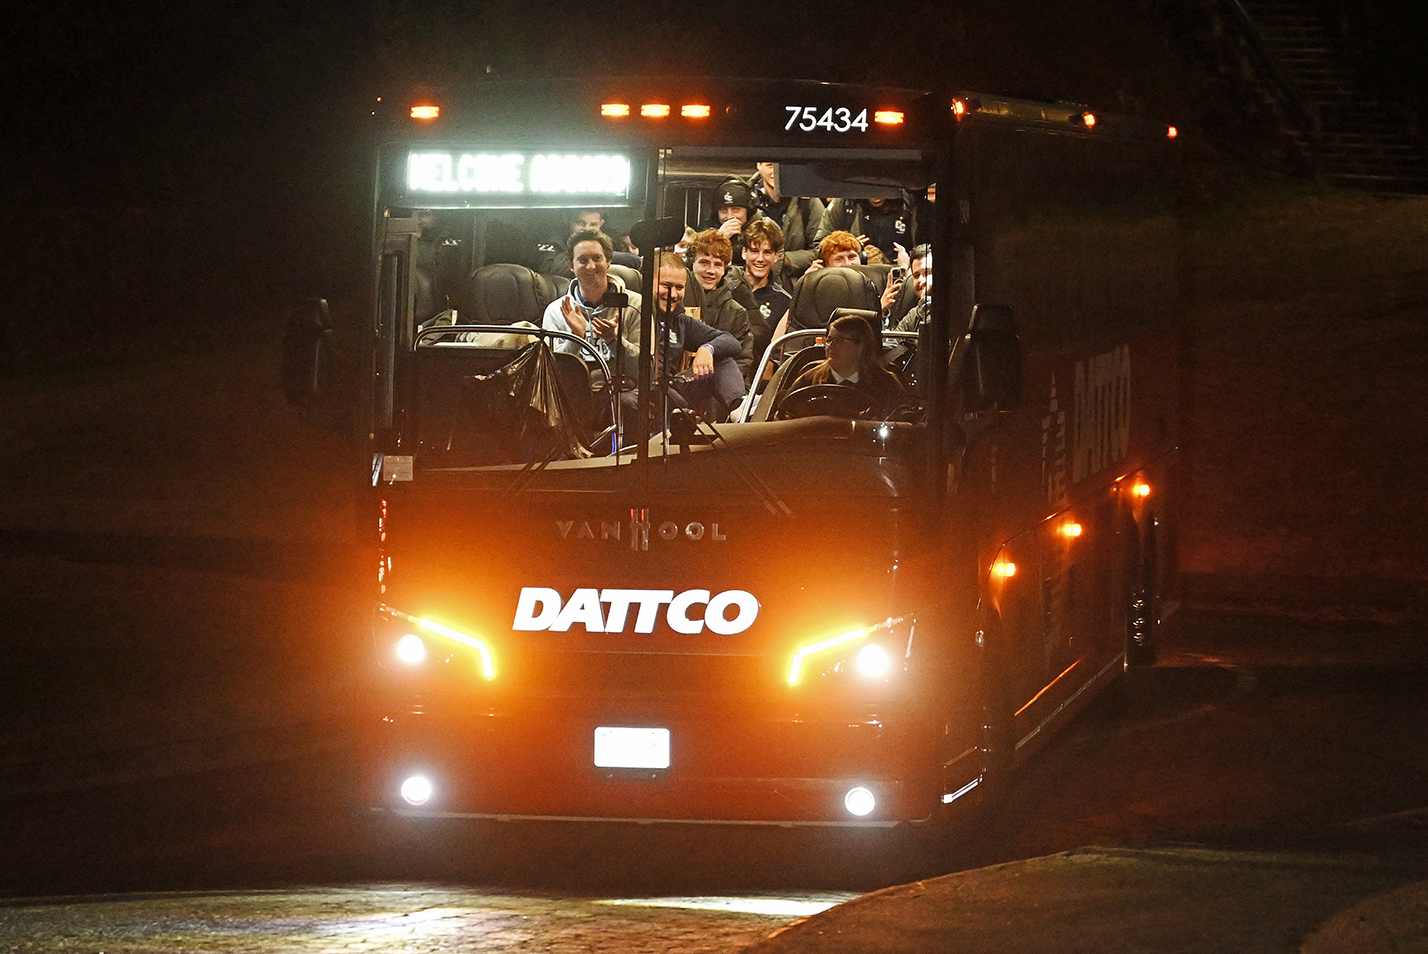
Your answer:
513;587;759;634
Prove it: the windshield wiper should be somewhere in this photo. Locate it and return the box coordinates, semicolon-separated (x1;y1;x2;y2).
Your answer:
667;408;792;517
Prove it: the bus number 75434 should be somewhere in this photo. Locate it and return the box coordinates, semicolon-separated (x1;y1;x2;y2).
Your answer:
785;105;870;133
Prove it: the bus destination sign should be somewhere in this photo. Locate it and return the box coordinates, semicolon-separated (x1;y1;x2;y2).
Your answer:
402;150;632;207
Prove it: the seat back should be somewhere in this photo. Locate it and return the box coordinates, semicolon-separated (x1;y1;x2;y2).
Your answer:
417;344;595;464
607;262;642;294
462;263;557;325
749;344;825;422
788;266;880;332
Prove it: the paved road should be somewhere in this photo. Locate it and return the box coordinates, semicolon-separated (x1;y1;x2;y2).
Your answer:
0;885;855;953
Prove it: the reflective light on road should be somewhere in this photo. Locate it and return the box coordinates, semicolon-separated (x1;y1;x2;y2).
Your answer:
598;895;853;917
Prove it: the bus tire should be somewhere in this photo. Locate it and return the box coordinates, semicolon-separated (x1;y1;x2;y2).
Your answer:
976;665;1016;816
1124;523;1159;667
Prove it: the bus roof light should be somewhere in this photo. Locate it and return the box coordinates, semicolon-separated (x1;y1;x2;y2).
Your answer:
874;110;904;125
641;103;671;118
681;104;711;119
602;103;631;117
410;104;440;120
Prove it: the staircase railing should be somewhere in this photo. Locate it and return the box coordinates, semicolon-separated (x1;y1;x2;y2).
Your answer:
1211;0;1323;181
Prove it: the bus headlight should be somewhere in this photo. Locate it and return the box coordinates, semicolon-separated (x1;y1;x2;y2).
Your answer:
379;605;497;680
854;643;891;678
787;615;911;686
400;774;434;806
395;633;427;665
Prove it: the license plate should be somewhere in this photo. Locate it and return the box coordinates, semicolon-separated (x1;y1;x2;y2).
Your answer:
593;726;670;769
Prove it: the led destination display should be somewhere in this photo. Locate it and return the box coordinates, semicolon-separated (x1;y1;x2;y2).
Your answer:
404;150;632;205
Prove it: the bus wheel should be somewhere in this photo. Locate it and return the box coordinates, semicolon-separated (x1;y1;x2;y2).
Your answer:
1125;526;1159;667
976;669;1016;813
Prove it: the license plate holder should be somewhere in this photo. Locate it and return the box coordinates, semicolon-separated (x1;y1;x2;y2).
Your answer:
593;726;671;770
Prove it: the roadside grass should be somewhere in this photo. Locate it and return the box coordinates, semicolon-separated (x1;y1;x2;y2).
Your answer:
1179;180;1428;616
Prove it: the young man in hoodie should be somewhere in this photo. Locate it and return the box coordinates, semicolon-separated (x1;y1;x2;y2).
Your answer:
685;228;763;387
540;228;641;382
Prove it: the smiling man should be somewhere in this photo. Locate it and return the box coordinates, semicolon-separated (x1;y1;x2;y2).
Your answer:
540;228;640;380
685;229;760;385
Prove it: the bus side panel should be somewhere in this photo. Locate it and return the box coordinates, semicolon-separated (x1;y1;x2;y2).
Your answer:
955;119;1179;724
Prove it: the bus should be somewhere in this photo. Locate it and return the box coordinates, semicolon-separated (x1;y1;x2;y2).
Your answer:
284;78;1180;831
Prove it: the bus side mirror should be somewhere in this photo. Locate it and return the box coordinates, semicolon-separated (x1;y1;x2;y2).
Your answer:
282;298;333;409
963;303;1021;413
628;216;686;251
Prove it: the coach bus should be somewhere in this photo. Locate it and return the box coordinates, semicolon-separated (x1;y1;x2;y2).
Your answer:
285;78;1180;831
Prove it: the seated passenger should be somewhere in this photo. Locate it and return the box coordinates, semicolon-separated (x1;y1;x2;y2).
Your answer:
709;178;754;266
804;229;864;273
540;229;640;382
620;252;745;429
771;230;869;340
889;245;931;332
814;192;918;266
739;218;793;365
788;313;906;418
749;162;825;280
535;209;606;278
687;229;762;386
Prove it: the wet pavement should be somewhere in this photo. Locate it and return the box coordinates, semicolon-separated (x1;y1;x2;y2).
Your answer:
0;885;854;953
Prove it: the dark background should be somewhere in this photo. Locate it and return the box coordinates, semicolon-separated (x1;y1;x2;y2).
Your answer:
1;0;1424;370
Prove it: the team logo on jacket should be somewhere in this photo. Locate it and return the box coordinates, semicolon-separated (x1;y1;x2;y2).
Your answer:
513;587;759;634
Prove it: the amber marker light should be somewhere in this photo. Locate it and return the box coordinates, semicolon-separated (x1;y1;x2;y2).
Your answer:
410;104;440;120
874;110;904;125
419;617;496;679
602;103;631;117
641;103;671;118
681;104;711;118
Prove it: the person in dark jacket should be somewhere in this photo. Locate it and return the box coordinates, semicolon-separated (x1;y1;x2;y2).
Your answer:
814;193;918;265
750;162;825;279
738;218;792;365
685;228;762;386
709;178;754;266
622;251;744;426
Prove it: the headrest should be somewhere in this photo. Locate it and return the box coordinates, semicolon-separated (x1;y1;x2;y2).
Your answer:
788;266;880;331
465;263;555;325
607;262;642;294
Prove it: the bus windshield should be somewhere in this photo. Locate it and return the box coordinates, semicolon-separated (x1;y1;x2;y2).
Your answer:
368;81;944;500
